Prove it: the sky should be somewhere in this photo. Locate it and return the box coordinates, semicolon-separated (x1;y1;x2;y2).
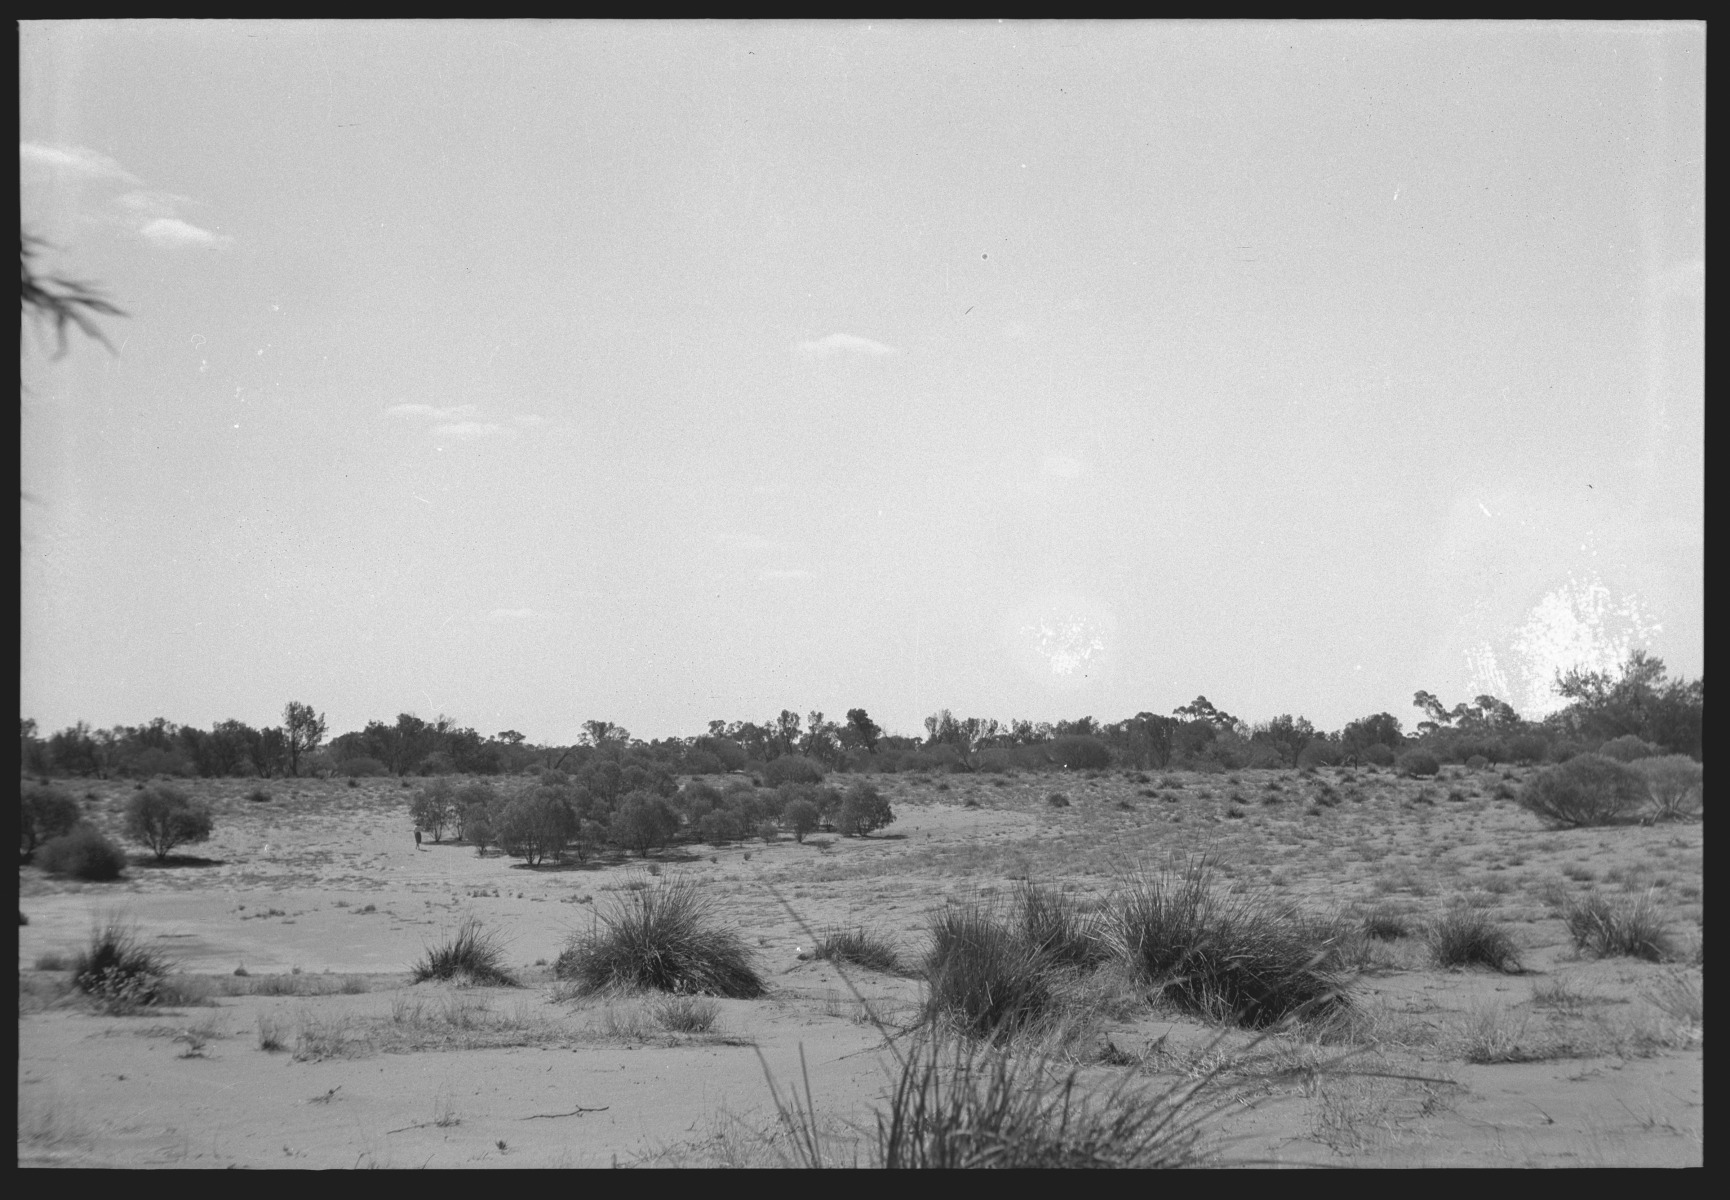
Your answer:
20;21;1704;746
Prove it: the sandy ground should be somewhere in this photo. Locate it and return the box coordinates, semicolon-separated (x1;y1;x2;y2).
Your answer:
18;768;1704;1167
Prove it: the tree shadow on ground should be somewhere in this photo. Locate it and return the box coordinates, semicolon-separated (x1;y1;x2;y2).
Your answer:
132;854;224;868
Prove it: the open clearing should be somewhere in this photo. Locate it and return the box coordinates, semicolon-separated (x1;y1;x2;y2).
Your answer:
19;765;1703;1167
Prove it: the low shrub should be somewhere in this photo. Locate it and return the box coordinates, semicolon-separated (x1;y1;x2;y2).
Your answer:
1116;856;1349;1028
1631;755;1703;821
784;798;821;842
412;917;518;985
1046;792;1071;808
1561;890;1674;962
71;914;169;1011
1597;734;1661;762
1426;906;1522;973
341;756;389;778
1397;750;1440;778
1507;734;1548;765
1518;755;1650;828
814;927;905;975
20;782;82;858
246;786;271;803
837;782;895;837
1361;744;1396;768
555;874;763;997
922;897;1056;1042
36;825;127;881
763;754;825;787
124;784;214;861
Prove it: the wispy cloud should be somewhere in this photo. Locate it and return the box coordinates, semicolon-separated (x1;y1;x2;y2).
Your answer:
387;403;477;421
20;141;140;184
795;332;897;358
758;568;812;581
140;217;232;250
22;142;231;250
433;421;504;439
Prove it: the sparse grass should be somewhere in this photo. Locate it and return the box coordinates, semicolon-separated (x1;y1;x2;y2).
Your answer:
1457;1003;1547;1063
1359;905;1410;942
1642;968;1702;1027
70;913;170;1013
556;874;764;997
814;927;905;975
257;1012;288;1052
292;1011;370;1061
1116;855;1351;1028
652;993;722;1033
412;916;518;986
1561;889;1675;961
1426;907;1523;973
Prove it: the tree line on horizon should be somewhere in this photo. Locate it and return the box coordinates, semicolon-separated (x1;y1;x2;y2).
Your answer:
18;649;1703;783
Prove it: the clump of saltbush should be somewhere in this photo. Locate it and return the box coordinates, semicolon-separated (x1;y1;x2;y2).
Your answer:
412;916;518;986
1561;890;1674;962
71;914;170;1011
20;782;82;859
555;874;763;997
36;824;127;881
1597;734;1661;762
1116;855;1350;1028
1426;905;1522;973
1517;755;1650;828
837;782;895;837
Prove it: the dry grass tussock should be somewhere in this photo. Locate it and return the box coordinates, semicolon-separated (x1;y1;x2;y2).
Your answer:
555;873;763;998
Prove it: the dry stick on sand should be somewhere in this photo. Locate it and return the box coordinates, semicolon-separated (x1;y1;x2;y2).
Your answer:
521;1105;610;1119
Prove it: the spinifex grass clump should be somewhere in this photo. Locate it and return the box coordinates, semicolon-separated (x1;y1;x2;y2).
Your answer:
1116;856;1350;1028
413;916;518;986
1015;880;1111;972
71;913;170;1012
871;1034;1212;1168
1426;905;1523;973
814;927;905;975
923;896;1056;1042
556;874;764;997
1561;890;1674;962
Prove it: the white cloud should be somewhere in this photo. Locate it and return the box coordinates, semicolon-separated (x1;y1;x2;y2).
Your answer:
717;533;782;553
486;608;539;622
1040;454;1083;479
387;403;478;421
1001;320;1031;340
140;217;232;250
433;421;504;439
796;333;897;358
758;568;811;580
20;141;140;183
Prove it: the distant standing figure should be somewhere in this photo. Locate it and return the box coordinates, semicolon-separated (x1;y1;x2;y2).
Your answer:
415;829;422;849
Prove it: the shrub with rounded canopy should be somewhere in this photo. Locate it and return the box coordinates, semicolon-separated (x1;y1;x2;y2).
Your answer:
1397;749;1441;778
1598;734;1661;763
838;782;895;837
495;789;575;865
1630;755;1703;821
21;782;82;858
784;798;821;842
1361;743;1396;768
410;779;456;843
37;824;127;881
123;785;213;861
1507;734;1548;765
611;791;680;857
1518;754;1650;828
763;753;825;786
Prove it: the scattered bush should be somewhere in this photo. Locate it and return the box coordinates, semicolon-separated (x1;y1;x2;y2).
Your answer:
1426;906;1522;973
1397;750;1440;778
20;782;82;859
1631;755;1703;821
410;780;455;843
1050;735;1112;770
837;782;895;837
341;756;389;778
1507;734;1548;765
784;798;821;843
762;754;825;787
246;786;270;803
697;807;745;846
1597;734;1661;762
611;791;680;857
71;914;169;1012
36;824;127;881
555;874;763;997
1116;856;1349;1028
1361;744;1396;768
495;790;575;865
412;916;518;985
814;927;905;975
1518;755;1650;828
123;785;214;861
1561;890;1674;962
922;896;1056;1042
1046;792;1071;808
